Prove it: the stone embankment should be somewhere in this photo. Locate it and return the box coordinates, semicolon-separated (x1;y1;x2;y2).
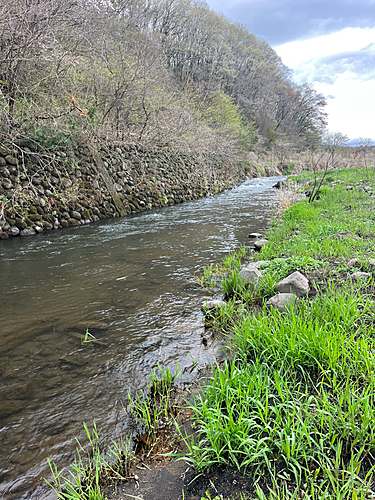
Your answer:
0;143;245;239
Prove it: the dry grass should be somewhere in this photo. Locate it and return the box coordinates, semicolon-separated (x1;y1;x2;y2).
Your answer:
274;183;304;216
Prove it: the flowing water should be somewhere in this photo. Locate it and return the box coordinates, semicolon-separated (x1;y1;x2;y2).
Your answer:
0;176;283;499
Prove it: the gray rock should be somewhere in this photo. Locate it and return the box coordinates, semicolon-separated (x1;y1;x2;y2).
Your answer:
2;178;13;190
5;155;18;166
61;178;72;188
267;293;297;312
347;258;361;267
35;225;43;233
20;228;36;236
249;232;262;239
277;271;309;297
351;271;371;281
71;211;82;220
2;222;10;231
251;260;269;269
254;239;268;250
9;226;20;236
32;177;41;185
203;300;226;310
240;264;262;285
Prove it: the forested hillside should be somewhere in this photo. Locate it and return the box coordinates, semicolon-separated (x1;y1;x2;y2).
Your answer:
0;0;327;156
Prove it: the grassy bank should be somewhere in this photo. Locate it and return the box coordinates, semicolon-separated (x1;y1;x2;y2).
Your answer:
182;166;375;499
47;166;375;500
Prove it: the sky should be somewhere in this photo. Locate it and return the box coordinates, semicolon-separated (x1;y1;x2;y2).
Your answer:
205;0;375;142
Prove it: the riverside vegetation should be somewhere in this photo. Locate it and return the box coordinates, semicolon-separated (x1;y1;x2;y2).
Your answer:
1;0;328;153
46;165;375;500
1;0;372;241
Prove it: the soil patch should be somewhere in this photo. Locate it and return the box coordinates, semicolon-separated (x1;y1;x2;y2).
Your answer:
105;458;262;500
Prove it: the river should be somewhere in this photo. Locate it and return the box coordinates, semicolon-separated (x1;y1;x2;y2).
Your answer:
0;176;283;499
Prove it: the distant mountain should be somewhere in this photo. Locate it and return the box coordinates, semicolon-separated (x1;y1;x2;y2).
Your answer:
348;138;375;147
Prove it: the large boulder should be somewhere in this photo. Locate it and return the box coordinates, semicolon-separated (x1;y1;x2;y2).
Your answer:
267;293;297;312
276;271;309;297
240;264;262;285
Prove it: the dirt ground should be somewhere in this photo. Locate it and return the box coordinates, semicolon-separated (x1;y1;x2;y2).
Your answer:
104;456;260;500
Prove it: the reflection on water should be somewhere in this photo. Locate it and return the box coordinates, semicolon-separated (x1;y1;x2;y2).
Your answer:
0;177;283;499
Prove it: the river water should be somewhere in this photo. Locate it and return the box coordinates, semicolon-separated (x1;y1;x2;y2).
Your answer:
0;176;283;499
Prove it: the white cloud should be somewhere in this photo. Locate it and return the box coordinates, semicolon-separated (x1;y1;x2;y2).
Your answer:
315;76;375;138
276;27;375;67
275;28;375;139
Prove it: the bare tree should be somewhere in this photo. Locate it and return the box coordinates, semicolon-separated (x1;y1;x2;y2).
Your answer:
308;131;349;202
356;137;374;177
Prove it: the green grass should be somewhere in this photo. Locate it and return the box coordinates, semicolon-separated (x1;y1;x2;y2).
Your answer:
196;246;247;290
81;328;98;345
127;362;182;447
186;166;375;499
45;422;133;500
183;287;375;497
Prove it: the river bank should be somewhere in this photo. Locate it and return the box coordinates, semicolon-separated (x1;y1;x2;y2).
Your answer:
0;140;289;241
64;165;375;500
0;141;248;240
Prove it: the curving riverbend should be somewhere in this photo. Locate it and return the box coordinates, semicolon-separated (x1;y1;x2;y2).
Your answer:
0;176;283;499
